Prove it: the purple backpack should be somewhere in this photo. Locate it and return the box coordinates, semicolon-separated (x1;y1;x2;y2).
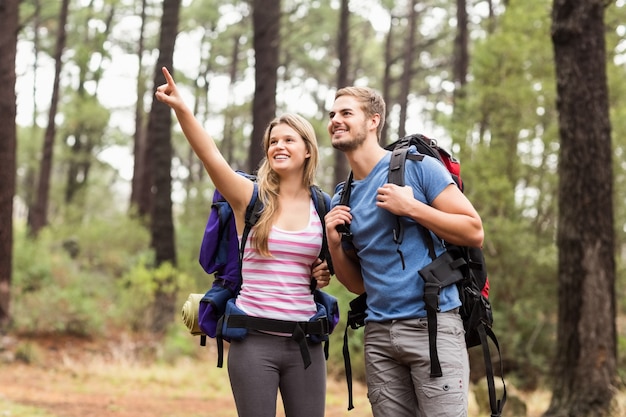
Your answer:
199;173;256;289
196;172;256;339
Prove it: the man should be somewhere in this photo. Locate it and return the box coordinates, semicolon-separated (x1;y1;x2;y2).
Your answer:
324;86;483;417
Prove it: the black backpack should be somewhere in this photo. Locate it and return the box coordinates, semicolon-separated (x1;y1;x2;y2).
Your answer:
340;134;506;416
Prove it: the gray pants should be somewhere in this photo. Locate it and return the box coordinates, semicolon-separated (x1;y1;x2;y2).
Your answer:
227;331;326;417
364;310;469;417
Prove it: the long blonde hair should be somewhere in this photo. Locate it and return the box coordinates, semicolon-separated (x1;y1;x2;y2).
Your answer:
253;113;320;256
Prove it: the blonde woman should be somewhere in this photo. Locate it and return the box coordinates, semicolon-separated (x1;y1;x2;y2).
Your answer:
156;67;331;417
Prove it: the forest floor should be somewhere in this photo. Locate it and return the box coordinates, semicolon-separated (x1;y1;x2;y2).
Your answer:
0;332;375;417
0;332;568;417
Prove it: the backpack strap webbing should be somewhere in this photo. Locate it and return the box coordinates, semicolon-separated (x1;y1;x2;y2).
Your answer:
222;314;330;369
215;303;332;370
342;292;367;411
405;161;506;416
388;149;425;269
390;146;460;378
339;172;354;206
343;324;355;410
310;185;334;279
478;323;507;417
239;183;261;265
308;185;334;361
419;233;466;377
336;173;358;411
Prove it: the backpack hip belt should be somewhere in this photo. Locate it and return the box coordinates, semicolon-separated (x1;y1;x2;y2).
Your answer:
225;314;330;336
217;314;330;369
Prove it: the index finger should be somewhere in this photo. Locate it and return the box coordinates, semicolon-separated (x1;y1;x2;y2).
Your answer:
161;66;175;86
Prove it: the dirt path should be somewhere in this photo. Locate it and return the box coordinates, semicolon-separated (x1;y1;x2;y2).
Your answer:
0;334;372;417
0;363;224;417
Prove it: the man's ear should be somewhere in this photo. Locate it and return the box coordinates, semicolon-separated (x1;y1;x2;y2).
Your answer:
369;113;381;132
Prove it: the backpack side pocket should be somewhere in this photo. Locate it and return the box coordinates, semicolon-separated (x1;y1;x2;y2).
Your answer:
220;298;250;341
198;284;236;338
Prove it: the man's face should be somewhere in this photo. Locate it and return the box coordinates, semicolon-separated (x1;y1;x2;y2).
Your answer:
327;95;369;152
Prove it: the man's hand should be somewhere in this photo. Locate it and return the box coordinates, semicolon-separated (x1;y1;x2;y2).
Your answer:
375;183;415;216
324;205;352;248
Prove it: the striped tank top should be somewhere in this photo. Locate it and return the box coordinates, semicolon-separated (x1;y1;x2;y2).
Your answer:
235;200;322;322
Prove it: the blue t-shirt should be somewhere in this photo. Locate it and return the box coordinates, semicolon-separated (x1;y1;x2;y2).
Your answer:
332;151;461;322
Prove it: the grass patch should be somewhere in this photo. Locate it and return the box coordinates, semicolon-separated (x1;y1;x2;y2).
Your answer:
0;398;59;417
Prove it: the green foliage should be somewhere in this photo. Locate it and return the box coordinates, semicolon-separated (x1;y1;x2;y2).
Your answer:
114;259;192;332
12;228;110;336
0;399;57;417
618;332;626;383
51;213;153;276
174;216;214;294
11;214;194;338
157;321;203;364
606;2;626;267
62;94;111;137
483;214;558;388
437;0;563;387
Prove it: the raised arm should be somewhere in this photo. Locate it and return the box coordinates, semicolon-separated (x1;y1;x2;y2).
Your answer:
154;67;253;215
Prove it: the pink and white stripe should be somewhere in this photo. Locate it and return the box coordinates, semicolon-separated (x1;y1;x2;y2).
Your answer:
236;200;322;321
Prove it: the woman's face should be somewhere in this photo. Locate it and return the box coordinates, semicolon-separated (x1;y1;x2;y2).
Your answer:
266;123;310;175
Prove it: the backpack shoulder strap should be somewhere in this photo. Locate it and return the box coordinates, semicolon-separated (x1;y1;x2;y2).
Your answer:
388;147;409;186
310;185;327;215
334;172;355;243
387;144;427;269
310;185;334;282
338;172;354;207
240;183;260;263
388;145;425;186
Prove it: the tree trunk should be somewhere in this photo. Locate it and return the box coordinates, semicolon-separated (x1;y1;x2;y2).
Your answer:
28;0;70;237
381;15;394;146
223;34;241;166
453;0;468;101
545;1;616;416
22;1;42;224
249;0;279;173
398;0;417;139
65;131;94;205
65;3;114;206
333;0;350;186
146;0;181;333
130;0;151;218
0;0;19;331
